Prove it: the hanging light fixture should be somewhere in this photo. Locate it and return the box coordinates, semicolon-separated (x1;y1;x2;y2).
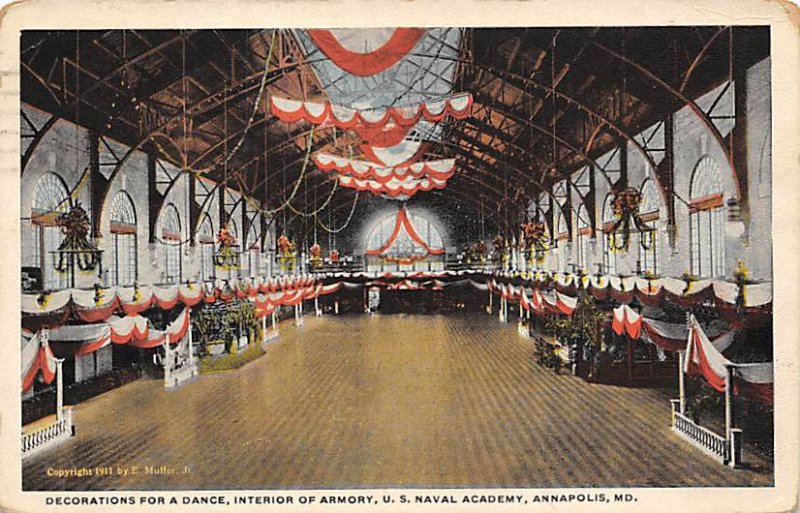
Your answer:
607;187;656;252
52;202;103;280
214;223;240;270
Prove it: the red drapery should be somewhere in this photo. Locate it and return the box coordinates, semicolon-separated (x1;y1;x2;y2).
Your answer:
306;28;426;76
365;206;445;257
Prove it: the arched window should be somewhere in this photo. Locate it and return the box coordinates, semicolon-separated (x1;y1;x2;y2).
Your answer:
159;204;182;283
689;157;726;278
575;203;591;271
242;220;261;279
602;193;618;275
638;180;660;275
197;213;215;281
108;192;137;286
31;173;70;290
365;208;445;272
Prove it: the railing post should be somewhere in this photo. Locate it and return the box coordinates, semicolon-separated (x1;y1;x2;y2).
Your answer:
669;399;679;428
724;363;735;464
729;428;743;468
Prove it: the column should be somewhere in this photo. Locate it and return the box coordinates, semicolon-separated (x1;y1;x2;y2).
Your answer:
56;358;64;421
724;363;735;464
187;312;194;366
677;351;686;414
163;334;172;386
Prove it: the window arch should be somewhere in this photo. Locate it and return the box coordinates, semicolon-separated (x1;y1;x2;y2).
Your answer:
575;203;591;271
638;179;660;275
365;208;445;272
197;213;215;281
689;157;726;278
602;193;618;275
158;204;182;283
108;192;138;286
31;173;70;290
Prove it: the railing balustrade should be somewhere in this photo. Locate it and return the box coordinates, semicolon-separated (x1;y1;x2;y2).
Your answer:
670;402;729;463
22;409;73;458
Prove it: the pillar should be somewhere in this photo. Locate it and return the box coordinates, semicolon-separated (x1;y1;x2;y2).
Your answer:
724;364;735;444
261;314;267;342
56;358;64;421
163;334;172;386
677;350;686;414
187;311;194;366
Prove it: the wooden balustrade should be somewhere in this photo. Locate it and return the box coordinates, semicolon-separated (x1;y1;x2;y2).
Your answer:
22;409;73;459
671;404;729;463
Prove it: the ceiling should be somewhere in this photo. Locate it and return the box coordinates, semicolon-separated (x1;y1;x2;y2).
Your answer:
20;27;769;241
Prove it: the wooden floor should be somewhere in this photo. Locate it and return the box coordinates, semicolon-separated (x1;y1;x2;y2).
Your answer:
22;314;772;490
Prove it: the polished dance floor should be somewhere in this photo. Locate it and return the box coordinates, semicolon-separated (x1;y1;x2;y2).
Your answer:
23;314;772;490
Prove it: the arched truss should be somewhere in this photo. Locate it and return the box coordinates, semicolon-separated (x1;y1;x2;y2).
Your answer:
20;27;763;237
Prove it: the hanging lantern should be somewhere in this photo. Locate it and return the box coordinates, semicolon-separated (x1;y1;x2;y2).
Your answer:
309;243;323;269
214;224;240;270
53;203;102;275
521;221;551;264
277;235;296;272
329;249;340;263
607;187;656;253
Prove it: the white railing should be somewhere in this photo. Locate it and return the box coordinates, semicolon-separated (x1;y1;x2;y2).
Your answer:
22;409;73;459
671;402;728;463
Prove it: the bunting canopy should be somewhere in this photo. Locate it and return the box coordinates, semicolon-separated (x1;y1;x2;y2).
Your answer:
314;154;456;182
337;174;449;198
305;28;427;77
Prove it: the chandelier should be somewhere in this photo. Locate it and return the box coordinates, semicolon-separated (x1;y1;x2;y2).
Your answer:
53;203;102;274
607;187;656;252
214;225;240;270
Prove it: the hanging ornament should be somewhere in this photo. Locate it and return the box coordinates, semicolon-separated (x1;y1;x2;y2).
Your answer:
214;224;240;270
521;221;551;264
53;202;102;274
607;187;656;253
309;243;323;269
277;235;296;272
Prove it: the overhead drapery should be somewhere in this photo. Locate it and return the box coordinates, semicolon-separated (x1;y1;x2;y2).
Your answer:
270;94;472;130
365;206;445;257
306;28;426;77
314;154;456;182
337;174;449;198
360;140;425;166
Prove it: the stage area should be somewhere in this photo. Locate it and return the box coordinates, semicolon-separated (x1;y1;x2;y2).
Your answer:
23;314;772;490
